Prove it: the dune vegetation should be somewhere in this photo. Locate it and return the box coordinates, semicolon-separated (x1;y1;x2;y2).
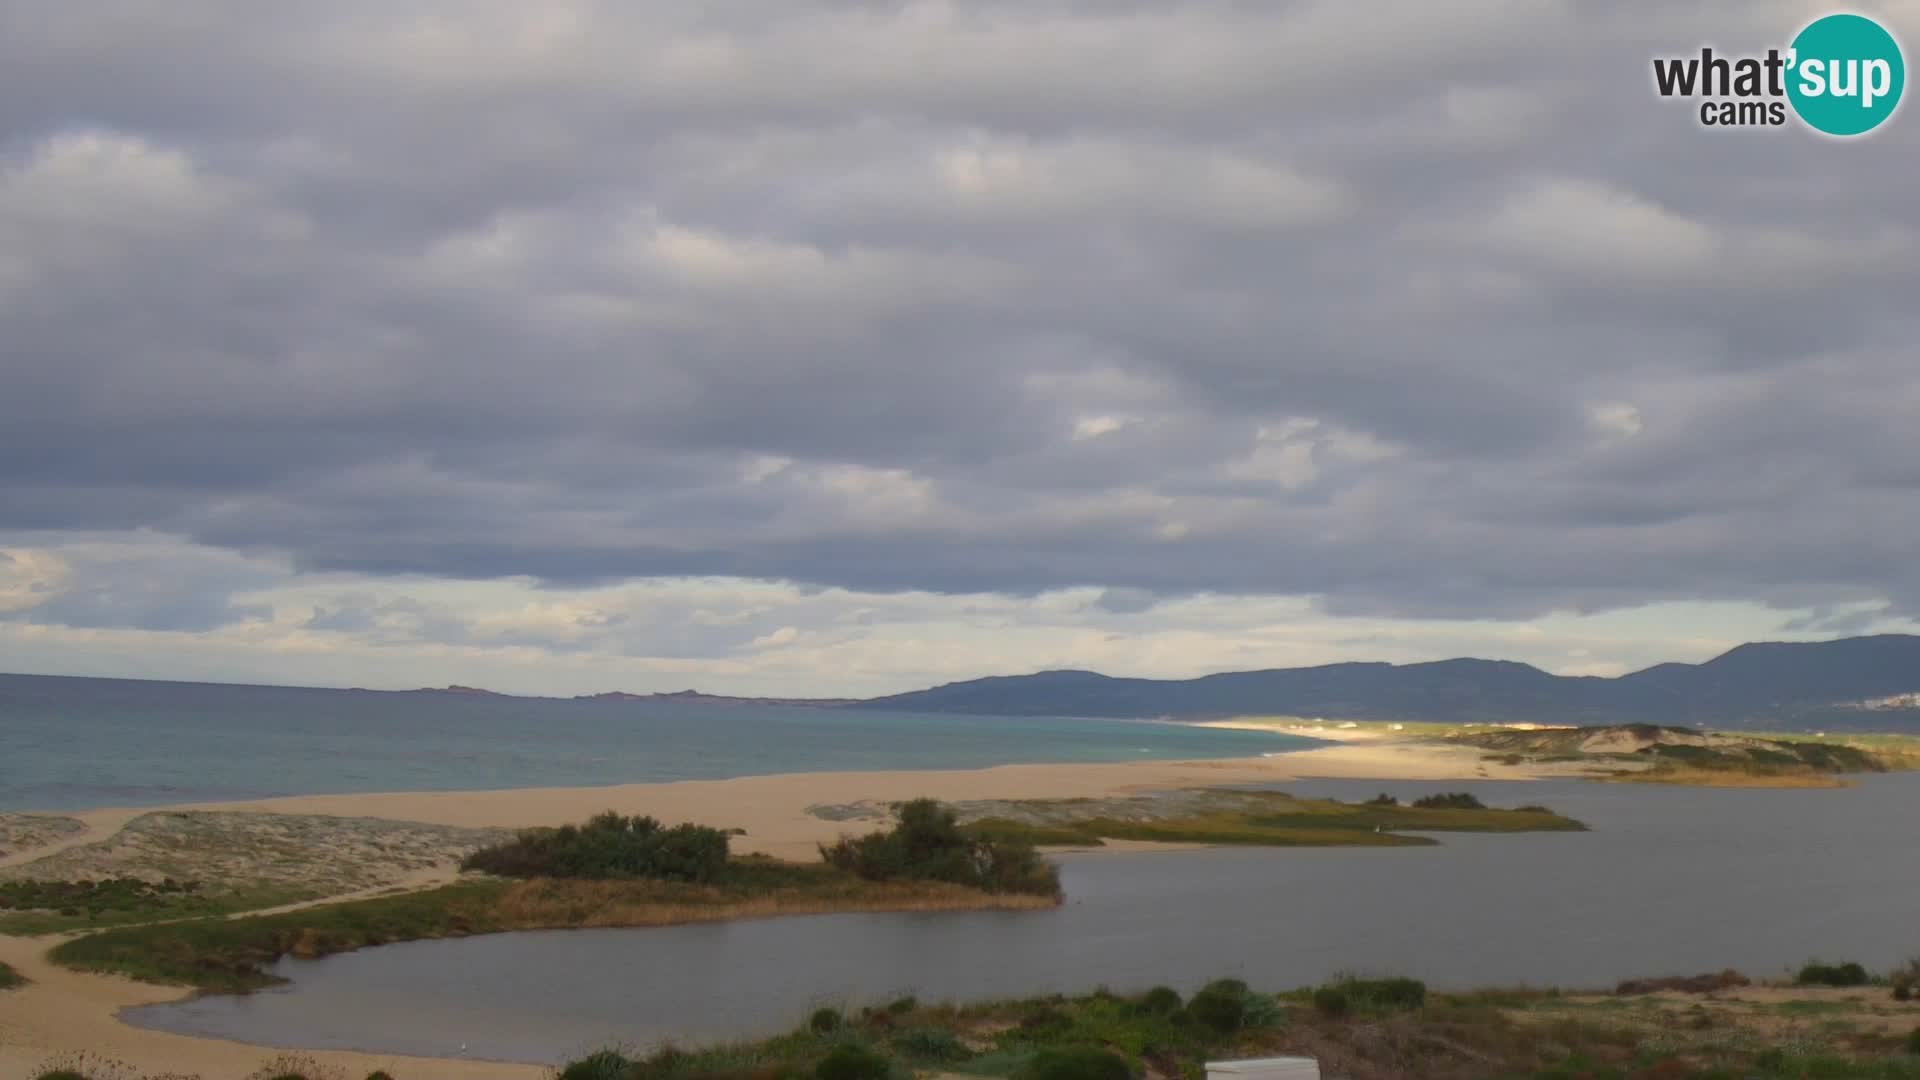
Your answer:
39;971;1920;1080
520;973;1920;1080
0;957;24;990
1447;724;1908;786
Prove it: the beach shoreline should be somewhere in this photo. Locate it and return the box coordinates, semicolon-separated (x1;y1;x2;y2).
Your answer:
0;730;1572;1079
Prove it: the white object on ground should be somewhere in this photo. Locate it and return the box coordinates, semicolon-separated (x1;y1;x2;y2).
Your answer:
1206;1056;1321;1080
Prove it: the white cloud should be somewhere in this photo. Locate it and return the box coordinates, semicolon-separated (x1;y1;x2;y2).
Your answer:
1587;402;1644;440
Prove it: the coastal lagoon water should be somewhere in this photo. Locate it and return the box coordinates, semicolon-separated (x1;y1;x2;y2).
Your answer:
130;774;1920;1064
0;673;1310;811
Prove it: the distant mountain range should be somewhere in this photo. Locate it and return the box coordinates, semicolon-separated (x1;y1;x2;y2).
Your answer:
849;634;1920;731
7;635;1917;733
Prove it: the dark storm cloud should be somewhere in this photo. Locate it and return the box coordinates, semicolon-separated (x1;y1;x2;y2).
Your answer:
2;0;1918;628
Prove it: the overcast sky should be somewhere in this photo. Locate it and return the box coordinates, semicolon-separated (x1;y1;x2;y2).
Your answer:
3;1;1918;696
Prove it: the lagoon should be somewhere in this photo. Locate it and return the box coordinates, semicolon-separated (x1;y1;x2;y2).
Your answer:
126;774;1920;1063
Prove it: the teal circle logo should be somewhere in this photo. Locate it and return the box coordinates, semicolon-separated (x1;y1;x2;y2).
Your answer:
1787;13;1905;136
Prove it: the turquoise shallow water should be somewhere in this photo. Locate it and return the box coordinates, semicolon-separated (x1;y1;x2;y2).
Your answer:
0;672;1316;811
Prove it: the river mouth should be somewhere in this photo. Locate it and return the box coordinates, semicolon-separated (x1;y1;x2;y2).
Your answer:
123;775;1920;1064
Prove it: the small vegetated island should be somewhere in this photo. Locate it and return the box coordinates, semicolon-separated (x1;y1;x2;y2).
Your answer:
46;792;1575;993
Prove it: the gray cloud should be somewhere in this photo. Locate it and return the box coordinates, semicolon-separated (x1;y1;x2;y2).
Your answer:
3;0;1918;636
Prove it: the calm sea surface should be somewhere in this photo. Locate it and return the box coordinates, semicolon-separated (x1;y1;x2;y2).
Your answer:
0;673;1311;812
129;774;1920;1064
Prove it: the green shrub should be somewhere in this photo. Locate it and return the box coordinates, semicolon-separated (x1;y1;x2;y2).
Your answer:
1332;976;1427;1012
1016;1047;1132;1080
1312;986;1350;1017
809;1007;845;1034
35;1073;89;1080
557;1049;639;1080
1907;1026;1920;1054
885;994;918;1015
1188;977;1250;1033
1891;957;1920;1002
1241;990;1284;1029
819;799;1059;897
1411;792;1485;810
366;1073;395;1080
1017;1003;1074;1035
1795;961;1869;987
1365;793;1399;806
1138;985;1183;1014
814;1042;891;1080
463;812;730;882
894;1026;969;1062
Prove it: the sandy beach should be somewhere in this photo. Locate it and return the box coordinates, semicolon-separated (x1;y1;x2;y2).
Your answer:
0;730;1565;1079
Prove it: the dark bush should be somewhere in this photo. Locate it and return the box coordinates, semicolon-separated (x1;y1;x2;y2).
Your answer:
1907;1026;1920;1054
819;799;1060;897
1017;1004;1074;1035
1411;792;1485;810
1016;1047;1132;1080
35;1073;88;1080
1616;971;1749;996
1138;985;1183;1015
1312;986;1351;1017
894;1026;969;1062
1365;793;1399;806
1891;958;1920;1002
814;1042;891;1080
366;1073;395;1080
463;812;730;882
1335;976;1427;1012
1795;961;1869;987
809;1007;844;1034
1188;977;1250;1033
885;995;918;1015
558;1049;640;1080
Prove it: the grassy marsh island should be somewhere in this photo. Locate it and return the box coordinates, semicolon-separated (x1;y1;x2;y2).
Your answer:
901;787;1586;849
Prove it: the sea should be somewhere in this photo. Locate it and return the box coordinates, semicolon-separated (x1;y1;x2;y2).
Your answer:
0;672;1315;812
